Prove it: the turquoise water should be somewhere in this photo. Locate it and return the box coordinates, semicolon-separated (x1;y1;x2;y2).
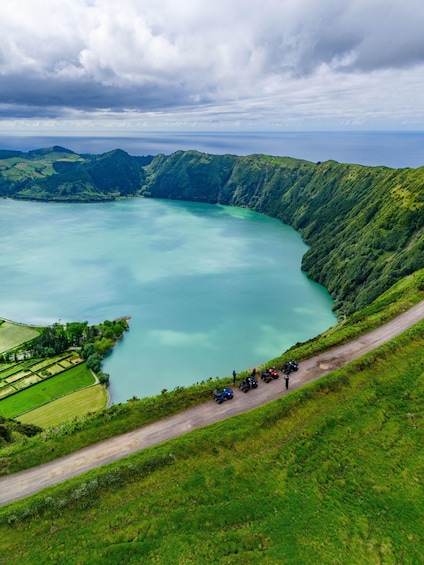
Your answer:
0;198;337;402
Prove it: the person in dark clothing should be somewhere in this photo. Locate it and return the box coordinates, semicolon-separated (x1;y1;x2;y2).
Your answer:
251;368;256;377
284;373;290;390
232;370;237;384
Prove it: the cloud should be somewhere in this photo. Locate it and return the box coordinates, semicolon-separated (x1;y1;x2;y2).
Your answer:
0;0;423;130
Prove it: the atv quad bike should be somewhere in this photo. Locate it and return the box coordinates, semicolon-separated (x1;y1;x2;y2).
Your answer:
246;375;259;388
239;375;259;392
261;367;279;383
281;360;299;375
212;387;234;404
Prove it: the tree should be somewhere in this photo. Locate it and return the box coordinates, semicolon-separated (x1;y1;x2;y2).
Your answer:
93;337;114;356
82;343;95;360
98;372;110;386
86;353;101;373
65;321;88;346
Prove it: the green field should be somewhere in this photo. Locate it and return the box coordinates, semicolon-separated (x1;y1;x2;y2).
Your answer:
0;364;95;418
0;151;83;183
0;352;84;402
18;385;107;428
0;320;39;353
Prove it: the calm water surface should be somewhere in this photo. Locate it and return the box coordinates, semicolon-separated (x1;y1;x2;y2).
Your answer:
0;198;336;402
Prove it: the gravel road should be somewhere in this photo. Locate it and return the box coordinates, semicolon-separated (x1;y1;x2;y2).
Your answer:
1;300;424;507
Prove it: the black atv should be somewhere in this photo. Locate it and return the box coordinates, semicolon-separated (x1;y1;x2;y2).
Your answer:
239;375;259;392
246;375;259;388
239;380;251;393
281;360;299;375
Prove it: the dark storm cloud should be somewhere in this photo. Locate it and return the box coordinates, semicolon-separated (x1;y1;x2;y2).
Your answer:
0;72;200;115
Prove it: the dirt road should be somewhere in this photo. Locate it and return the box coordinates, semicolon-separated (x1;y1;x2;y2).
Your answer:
1;300;424;507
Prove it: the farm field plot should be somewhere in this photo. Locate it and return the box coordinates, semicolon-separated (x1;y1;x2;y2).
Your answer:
5;371;33;384
43;363;67;376
58;358;74;369
0;363;95;418
0;365;23;378
18;384;107;428
30;358;62;372
0;352;83;402
14;375;42;389
0;385;15;399
0;320;39;353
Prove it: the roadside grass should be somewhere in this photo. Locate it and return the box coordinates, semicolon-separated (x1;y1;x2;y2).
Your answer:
1;325;423;564
17;385;107;428
0;364;95;419
0;320;39;353
0;381;214;475
1;269;424;476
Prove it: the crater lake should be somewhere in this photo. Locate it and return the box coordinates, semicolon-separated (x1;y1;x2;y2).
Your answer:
0;197;337;402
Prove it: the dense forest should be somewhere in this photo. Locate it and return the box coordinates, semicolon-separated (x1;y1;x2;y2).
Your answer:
1;146;423;316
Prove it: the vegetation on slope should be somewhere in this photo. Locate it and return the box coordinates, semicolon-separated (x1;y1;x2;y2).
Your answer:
1;314;423;564
0;146;152;201
0;416;42;448
143;151;424;315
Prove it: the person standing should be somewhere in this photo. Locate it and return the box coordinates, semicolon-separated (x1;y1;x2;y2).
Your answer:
232;370;237;384
284;373;290;390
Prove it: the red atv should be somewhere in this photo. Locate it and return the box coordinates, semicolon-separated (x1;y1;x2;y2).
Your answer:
260;367;279;383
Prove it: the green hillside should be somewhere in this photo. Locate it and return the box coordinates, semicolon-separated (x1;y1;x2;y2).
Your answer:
0;146;152;201
1;281;423;563
3;145;423;315
0;146;424;563
0;271;424;565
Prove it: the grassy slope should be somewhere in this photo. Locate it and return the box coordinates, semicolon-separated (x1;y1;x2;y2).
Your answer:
0;147;145;201
0;321;39;354
0;321;423;564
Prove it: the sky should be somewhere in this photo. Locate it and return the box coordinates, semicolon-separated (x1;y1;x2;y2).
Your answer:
1;0;424;135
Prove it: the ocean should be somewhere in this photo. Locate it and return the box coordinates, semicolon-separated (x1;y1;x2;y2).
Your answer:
0;131;423;168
